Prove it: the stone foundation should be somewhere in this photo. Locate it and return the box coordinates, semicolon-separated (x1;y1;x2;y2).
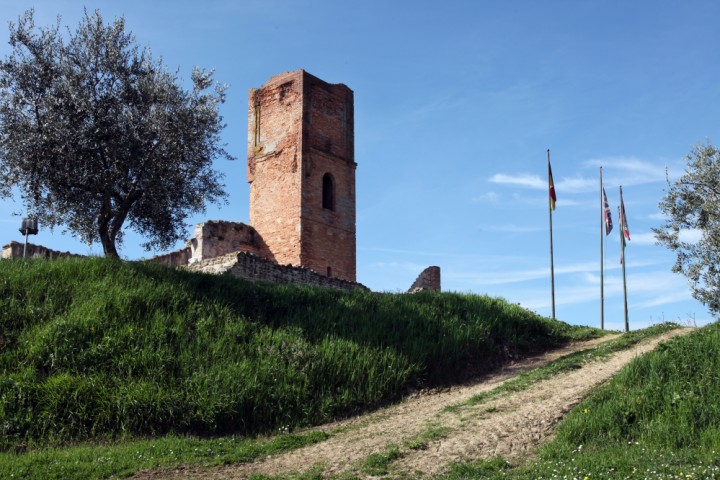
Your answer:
185;251;367;291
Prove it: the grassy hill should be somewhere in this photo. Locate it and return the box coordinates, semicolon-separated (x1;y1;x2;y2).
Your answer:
0;257;601;449
442;321;720;479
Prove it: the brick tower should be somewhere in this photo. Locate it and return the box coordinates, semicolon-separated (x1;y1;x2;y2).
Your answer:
247;70;356;282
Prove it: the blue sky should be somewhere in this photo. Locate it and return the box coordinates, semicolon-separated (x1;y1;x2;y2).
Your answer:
1;1;718;330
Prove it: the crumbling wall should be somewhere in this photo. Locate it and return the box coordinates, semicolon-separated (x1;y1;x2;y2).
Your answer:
1;241;83;260
186;251;367;291
150;247;191;267
188;220;266;262
408;266;441;293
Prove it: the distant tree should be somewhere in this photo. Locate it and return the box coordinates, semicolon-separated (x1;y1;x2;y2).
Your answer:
0;9;231;257
655;142;720;316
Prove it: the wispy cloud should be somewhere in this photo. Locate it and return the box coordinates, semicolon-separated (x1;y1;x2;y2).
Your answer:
586;156;680;186
490;157;678;199
489;173;545;189
446;260;634;286
360;246;528;262
518;268;691;312
472;191;500;204
483;224;544;233
555;176;597;193
629;232;657;246
490;173;597;194
371;261;427;272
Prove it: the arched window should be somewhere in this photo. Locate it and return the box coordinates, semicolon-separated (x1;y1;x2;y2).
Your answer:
322;173;335;211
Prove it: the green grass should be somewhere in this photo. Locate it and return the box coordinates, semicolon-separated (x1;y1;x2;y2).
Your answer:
0;430;328;480
436;322;720;479
0;256;601;454
449;322;681;411
403;423;453;451
361;443;403;476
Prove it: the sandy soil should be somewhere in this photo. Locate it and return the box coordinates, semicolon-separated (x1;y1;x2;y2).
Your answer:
133;328;691;479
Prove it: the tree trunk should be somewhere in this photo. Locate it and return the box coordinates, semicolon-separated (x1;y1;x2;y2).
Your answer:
100;233;119;258
97;216;120;258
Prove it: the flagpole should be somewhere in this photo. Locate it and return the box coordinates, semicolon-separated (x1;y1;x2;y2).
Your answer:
548;149;555;320
600;167;605;330
619;186;629;332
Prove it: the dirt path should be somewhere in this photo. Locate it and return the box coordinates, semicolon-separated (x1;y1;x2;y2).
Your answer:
134;328;691;479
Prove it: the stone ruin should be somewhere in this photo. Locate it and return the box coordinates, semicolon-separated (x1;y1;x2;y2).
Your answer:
1;70;441;294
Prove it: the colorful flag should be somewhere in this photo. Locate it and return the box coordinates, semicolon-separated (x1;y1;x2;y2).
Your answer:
603;188;613;235
619;191;630;264
548;162;557;211
620;195;630;241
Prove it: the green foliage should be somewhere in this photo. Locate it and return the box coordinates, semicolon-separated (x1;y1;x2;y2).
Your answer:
0;9;230;256
0;257;599;450
655;142;720;315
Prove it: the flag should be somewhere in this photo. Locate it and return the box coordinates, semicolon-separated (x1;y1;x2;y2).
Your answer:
603;188;613;235
619;192;630;264
620;195;630;241
548;162;557;211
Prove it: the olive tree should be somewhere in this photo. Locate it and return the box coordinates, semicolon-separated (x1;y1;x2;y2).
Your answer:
655;142;720;316
0;9;231;257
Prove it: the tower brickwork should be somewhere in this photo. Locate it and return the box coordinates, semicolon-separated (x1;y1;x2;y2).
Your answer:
247;70;356;281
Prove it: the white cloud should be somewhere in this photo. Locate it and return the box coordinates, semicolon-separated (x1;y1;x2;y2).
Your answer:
585;156;681;187
484;224;544;233
556;198;593;207
371;261;427;272
517;268;690;312
490;172;604;194
489;173;545;189
679;228;702;244
555;176;597;193
448;261;612;286
488;157;682;203
629;232;657;246
472;191;500;204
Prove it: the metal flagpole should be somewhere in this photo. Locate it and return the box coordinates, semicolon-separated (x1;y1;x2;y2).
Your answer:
548;149;555;320
600;167;604;330
619;186;629;332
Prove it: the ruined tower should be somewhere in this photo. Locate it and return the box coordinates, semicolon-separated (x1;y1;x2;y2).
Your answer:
247;70;356;282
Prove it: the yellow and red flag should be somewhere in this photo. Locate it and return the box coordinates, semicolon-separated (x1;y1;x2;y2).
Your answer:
548;162;557;210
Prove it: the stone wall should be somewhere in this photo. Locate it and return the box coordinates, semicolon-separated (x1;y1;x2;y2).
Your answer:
408;266;441;293
185;251;367;291
146;218;366;291
150;247;191;267
1;241;83;260
188;220;265;262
